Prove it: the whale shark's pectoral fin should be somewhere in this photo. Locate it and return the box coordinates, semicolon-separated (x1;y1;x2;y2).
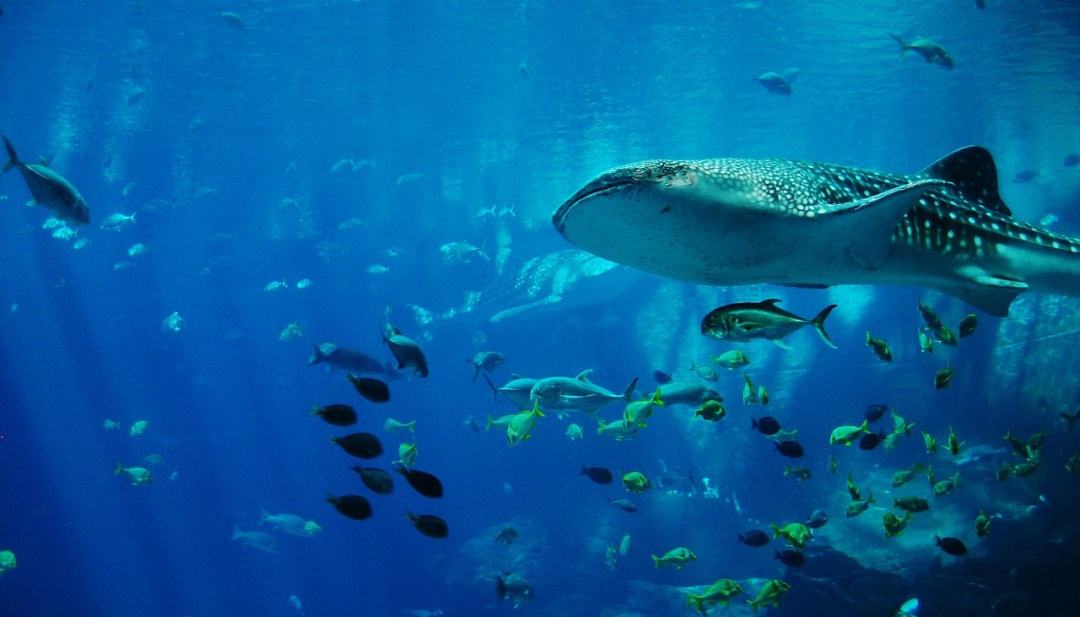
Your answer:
488;294;563;323
824;180;948;270
944;268;1029;317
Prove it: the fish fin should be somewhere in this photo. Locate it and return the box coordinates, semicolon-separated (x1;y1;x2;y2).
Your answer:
258;509;269;525
939;276;1025;317
622;377;639;400
811;304;838;349
576;369;594;382
1;135;16;172
918;146;1009;215
307;344;323;366
888;33;908;51
782;68;800;83
831;180;947;270
769;338;793;351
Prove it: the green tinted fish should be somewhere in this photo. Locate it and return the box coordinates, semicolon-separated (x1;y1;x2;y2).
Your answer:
866;331;893;362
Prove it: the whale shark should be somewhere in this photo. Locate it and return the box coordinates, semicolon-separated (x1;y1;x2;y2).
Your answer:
409;248;641;326
553;147;1080;317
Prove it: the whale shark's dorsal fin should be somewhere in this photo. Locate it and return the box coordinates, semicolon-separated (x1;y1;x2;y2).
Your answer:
919;146;1010;215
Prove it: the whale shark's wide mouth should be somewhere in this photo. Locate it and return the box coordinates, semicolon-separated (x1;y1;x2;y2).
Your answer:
554;162;688;232
553;172;637;230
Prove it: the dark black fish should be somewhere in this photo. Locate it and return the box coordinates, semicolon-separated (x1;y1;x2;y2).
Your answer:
580;465;614;485
775;549;806;567
395;464;444;498
864;404;889;423
1065;153;1080;167
935;535;967;556
326;493;372;520
352;465;394;494
752;416;781;435
311;404;357;427
653;370;672;384
858;431;886;451
348;375;390;403
608;498;637;512
1013;169;1037;183
331;433;383;459
738;529;770;547
958;314;978;338
406;511;448;538
775;440;804;458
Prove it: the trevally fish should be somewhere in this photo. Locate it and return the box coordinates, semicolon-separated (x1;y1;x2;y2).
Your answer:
701;299;836;349
3;135;90;224
553;147;1080;317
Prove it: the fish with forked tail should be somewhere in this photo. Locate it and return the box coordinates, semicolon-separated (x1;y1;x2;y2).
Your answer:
701;299;836;349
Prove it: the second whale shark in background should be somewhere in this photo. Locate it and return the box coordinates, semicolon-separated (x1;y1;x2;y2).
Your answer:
553;146;1080;317
409;248;641;326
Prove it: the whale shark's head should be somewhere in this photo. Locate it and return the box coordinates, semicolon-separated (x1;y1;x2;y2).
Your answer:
553;159;795;284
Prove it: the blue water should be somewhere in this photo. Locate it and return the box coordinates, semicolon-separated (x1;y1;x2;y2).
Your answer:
2;1;1080;616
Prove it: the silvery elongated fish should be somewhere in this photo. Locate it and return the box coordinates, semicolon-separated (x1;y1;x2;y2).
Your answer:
553;147;1080;317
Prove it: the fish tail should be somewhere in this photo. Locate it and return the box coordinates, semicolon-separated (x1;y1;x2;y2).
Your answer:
811;304;838;349
651;554;662;569
470;360;480;381
2;135;16;173
114;461;124;475
889;33;908;51
495;575;507;600
622;377;639;401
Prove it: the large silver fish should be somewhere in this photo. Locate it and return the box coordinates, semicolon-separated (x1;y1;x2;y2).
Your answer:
553;147;1080;317
2;135;90;225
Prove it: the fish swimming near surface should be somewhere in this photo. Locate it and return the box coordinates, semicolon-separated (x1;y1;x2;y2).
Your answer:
553;147;1080;317
3;135;90;224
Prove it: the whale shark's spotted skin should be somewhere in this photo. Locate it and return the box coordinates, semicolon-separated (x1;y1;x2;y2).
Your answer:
553;147;1080;316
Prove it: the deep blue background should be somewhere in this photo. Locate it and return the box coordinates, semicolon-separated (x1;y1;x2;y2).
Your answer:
2;2;1079;616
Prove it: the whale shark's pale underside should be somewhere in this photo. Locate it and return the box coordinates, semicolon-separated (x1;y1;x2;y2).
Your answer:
553;147;1080;317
